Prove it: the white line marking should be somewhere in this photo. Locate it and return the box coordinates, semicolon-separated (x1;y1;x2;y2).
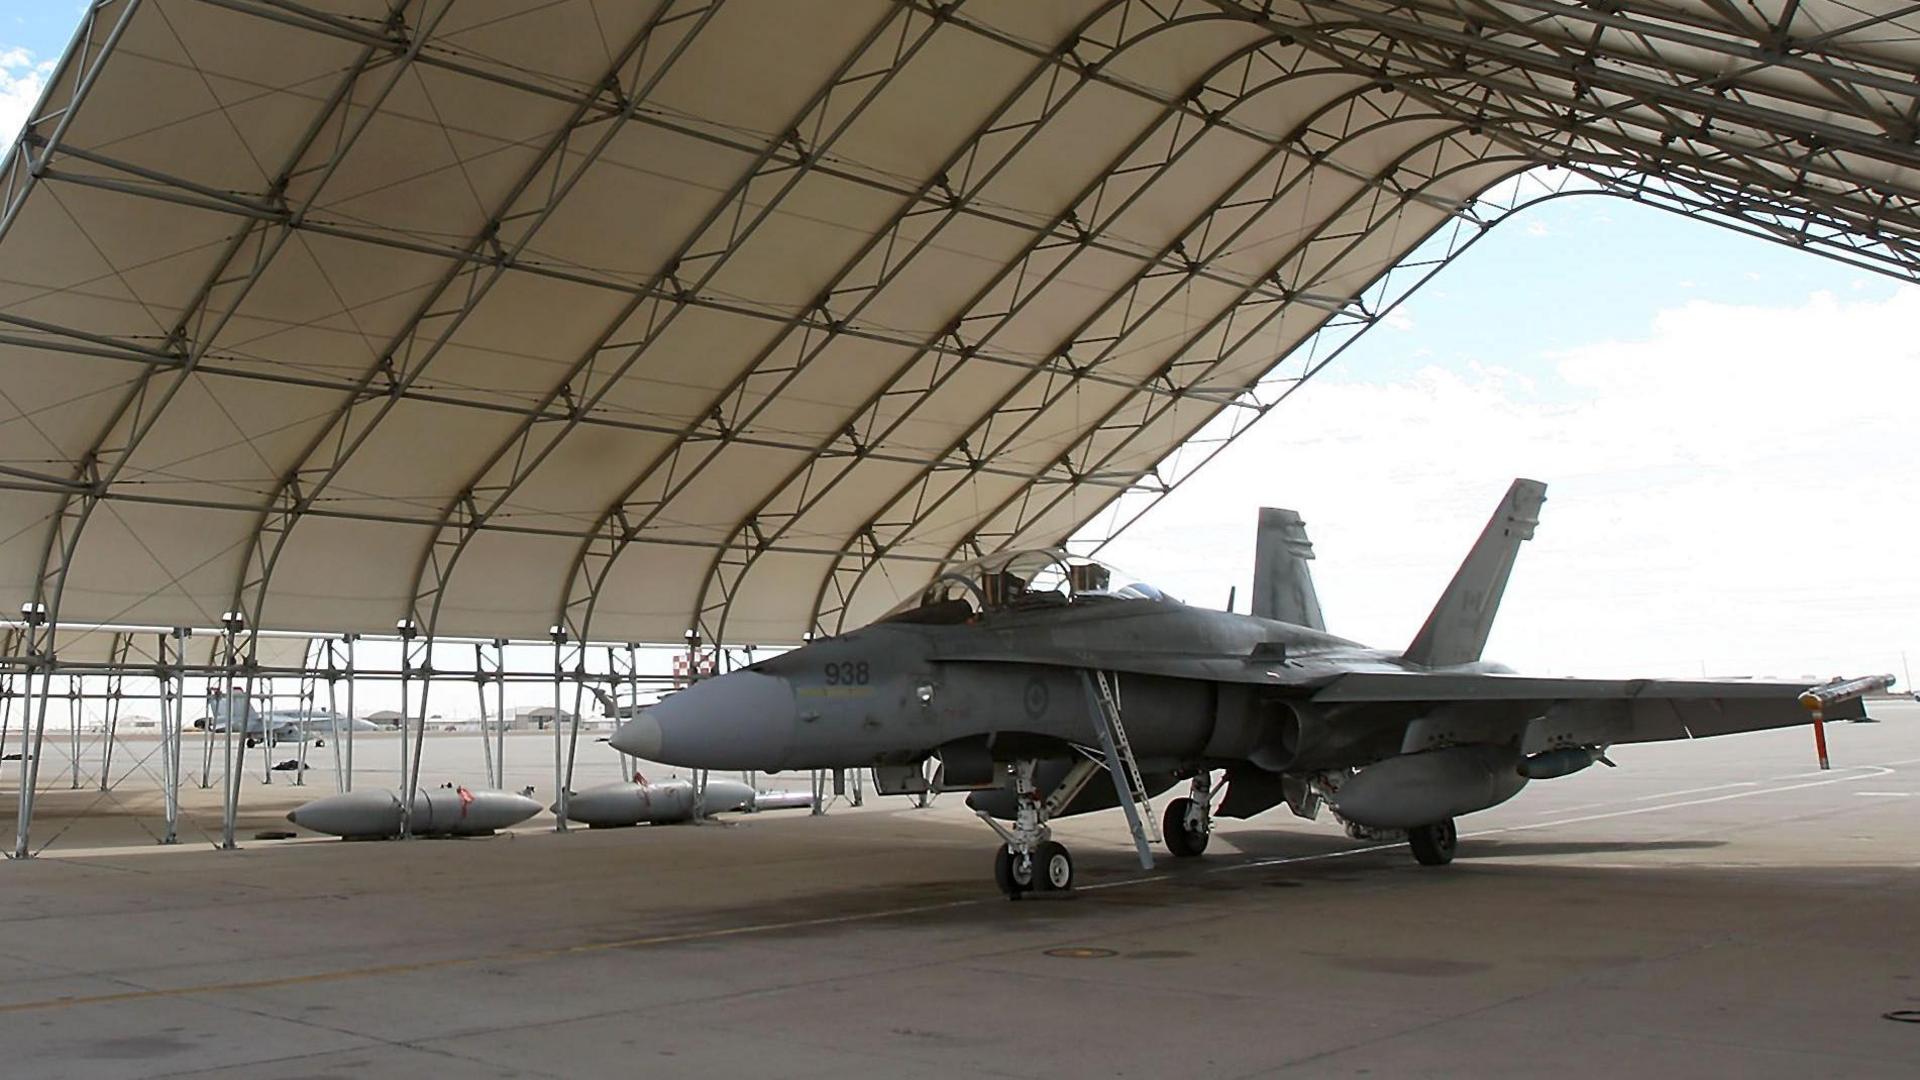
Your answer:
1853;791;1913;797
1535;802;1611;816
1629;781;1756;801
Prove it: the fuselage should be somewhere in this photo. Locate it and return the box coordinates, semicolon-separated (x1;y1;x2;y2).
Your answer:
611;596;1508;777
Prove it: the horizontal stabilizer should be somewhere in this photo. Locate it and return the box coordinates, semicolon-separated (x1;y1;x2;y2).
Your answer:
1403;478;1547;668
1309;670;1865;746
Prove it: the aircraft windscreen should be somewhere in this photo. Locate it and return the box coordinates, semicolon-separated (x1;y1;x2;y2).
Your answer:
879;549;1177;624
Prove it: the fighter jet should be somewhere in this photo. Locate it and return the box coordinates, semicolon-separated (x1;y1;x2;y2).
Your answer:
196;690;382;747
612;480;1876;897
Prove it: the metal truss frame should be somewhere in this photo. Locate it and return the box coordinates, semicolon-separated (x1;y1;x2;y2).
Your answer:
228;1;720;667
1222;1;1920;276
8;0;455;856
809;130;1529;633
0;0;1914;667
562;2;1347;647
412;0;938;650
759;89;1484;643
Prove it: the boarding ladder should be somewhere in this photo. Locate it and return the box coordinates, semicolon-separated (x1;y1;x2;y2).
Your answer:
1078;669;1160;869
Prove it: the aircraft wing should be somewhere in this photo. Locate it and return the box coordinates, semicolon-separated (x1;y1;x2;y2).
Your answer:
1309;671;1861;743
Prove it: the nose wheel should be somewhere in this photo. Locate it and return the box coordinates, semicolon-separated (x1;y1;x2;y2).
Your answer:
983;760;1076;899
994;840;1074;898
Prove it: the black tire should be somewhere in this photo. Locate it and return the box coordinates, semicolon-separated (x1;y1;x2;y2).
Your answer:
1035;840;1074;892
994;845;1036;898
1163;796;1210;858
1409;818;1458;866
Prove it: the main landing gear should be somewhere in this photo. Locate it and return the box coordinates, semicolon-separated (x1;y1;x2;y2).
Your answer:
1407;817;1458;866
1162;771;1213;858
984;760;1075;899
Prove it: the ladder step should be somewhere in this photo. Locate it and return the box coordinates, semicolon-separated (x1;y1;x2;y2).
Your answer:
1078;669;1158;869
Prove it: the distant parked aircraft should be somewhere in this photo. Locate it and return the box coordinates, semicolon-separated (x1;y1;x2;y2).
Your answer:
195;689;382;747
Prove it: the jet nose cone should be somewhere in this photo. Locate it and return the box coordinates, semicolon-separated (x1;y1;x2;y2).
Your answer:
613;671;796;770
608;711;661;759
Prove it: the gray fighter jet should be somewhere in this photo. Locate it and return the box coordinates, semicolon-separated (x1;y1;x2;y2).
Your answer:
613;480;1873;897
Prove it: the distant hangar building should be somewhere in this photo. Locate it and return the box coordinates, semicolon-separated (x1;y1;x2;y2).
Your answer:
1;0;1914;661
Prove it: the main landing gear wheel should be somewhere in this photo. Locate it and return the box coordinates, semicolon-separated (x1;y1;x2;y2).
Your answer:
1408;818;1458;866
1163;796;1210;858
995;845;1036;898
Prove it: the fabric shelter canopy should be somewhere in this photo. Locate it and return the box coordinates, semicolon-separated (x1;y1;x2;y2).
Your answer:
1;0;1915;648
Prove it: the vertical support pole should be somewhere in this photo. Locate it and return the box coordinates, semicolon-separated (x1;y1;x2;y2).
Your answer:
12;601;53;859
1811;705;1830;770
493;638;506;790
316;634;339;787
99;675;119;791
397;621;423;838
260;677;276;786
68;674;81;789
562;643;587;813
475;643;495;790
158;630;181;844
294;642;319;787
0;660;13;791
550;627;569;832
219;614;245;851
407;634;431;811
323;638;344;792
343;634;357;792
99;633;128;791
623;643;641;780
198;634;216;789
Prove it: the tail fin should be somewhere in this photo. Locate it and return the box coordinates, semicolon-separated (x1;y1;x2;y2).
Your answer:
1403;479;1547;667
1251;507;1326;630
208;689;260;730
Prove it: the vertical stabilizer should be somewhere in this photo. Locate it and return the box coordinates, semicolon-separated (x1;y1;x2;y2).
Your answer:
1251;508;1325;630
208;689;259;731
1403;479;1547;667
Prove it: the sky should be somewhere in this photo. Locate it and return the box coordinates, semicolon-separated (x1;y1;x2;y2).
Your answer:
1;6;1913;715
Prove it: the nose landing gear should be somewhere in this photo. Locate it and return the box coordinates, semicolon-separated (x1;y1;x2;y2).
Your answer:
982;760;1076;899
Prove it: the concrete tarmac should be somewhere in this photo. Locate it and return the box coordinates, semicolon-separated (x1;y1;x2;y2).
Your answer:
2;703;1916;1078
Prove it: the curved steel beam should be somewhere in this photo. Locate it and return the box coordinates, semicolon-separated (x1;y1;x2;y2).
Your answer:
925;157;1548;592
816;132;1529;632
701;65;1443;647
13;0;450;856
225;2;720;649
555;1;1269;644
405;0;935;644
1063;180;1677;562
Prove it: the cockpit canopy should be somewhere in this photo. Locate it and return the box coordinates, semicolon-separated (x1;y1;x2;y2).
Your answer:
879;549;1177;625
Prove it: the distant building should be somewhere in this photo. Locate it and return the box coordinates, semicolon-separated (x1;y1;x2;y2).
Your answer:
512;705;575;731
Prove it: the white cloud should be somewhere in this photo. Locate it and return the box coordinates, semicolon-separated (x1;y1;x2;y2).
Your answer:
1525;220;1549;237
1383;308;1414;332
0;46;52;145
1095;288;1920;683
